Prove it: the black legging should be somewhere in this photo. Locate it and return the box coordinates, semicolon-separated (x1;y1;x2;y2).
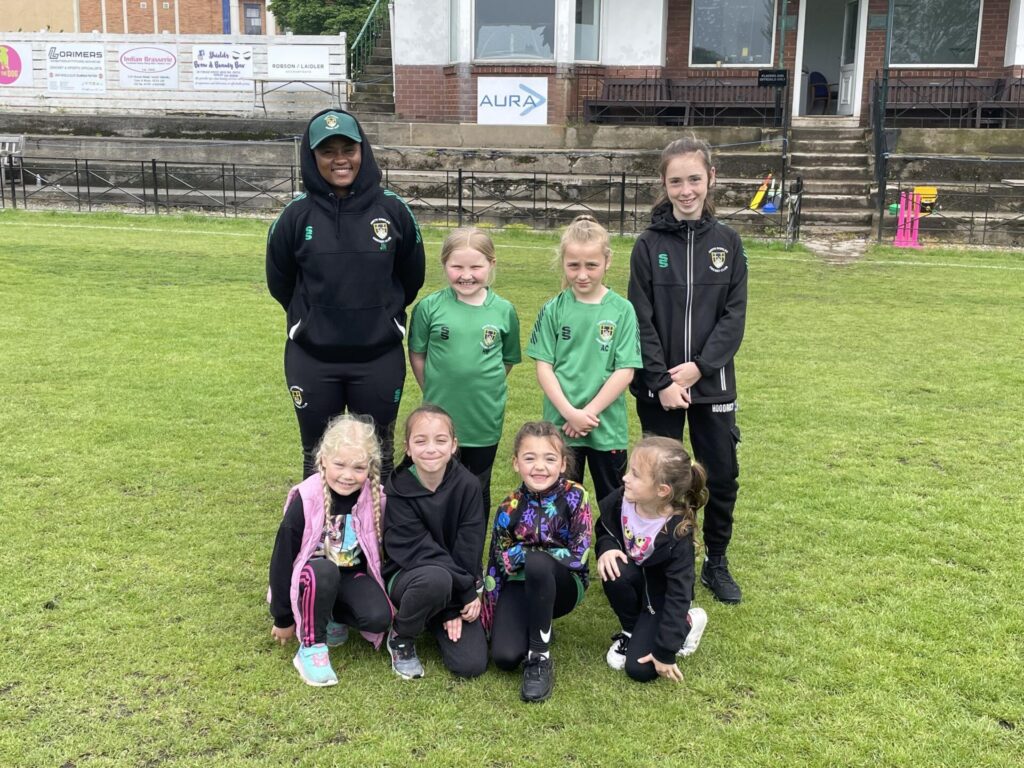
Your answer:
457;444;499;518
297;558;391;647
602;558;692;683
490;551;581;670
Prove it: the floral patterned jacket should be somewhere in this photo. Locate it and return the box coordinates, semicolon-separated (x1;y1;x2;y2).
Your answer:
481;477;591;630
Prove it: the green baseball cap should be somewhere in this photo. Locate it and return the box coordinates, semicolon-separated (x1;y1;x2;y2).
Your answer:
308;111;362;148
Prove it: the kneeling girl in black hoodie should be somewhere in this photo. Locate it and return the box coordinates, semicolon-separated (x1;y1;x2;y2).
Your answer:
381;404;487;680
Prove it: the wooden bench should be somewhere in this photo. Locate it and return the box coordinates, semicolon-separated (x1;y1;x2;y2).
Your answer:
872;76;1002;127
583;78;687;124
976;79;1024;128
584;77;781;126
670;78;779;126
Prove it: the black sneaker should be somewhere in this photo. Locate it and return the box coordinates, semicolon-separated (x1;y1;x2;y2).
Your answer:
701;556;742;604
520;655;554;703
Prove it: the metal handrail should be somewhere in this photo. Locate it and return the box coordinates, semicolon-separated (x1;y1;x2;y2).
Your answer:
348;0;388;82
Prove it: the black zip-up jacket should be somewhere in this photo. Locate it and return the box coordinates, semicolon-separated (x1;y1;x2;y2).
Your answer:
266;107;425;362
628;202;747;404
382;457;485;619
596;487;696;665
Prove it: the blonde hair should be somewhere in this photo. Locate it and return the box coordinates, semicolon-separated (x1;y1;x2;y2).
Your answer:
440;227;497;285
557;214;612;289
654;133;716;218
631;436;708;542
315;413;383;543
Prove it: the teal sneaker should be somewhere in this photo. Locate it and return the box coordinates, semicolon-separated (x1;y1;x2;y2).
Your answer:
326;620;349;648
292;643;338;687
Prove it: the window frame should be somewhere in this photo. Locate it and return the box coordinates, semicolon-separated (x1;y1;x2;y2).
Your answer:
688;0;779;69
889;0;984;69
573;0;602;63
471;0;557;64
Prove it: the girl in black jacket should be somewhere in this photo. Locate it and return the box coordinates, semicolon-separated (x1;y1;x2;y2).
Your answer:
627;134;747;604
381;404;487;680
597;436;709;683
267;108;426;480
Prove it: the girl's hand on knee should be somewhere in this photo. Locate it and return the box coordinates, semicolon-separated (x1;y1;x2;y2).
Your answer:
597;550;628;581
444;617;463;642
461;598;481;623
271;624;295;646
638;654;684;682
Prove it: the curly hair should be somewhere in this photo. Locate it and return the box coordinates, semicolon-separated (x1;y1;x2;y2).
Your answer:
315;413;383;542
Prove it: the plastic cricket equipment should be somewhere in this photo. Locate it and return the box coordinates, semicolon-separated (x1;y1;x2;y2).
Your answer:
748;173;773;210
894;191;923;248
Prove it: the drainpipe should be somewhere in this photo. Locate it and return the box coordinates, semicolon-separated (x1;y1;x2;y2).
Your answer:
875;0;896;241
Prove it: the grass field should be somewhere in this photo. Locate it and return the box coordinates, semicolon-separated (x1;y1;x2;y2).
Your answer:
1;209;1022;767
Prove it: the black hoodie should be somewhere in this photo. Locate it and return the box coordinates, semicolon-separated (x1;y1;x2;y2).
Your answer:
628;202;747;404
382;457;485;619
596;487;696;665
266;108;425;362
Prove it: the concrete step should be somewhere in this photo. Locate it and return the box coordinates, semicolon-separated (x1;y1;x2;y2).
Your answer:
351;82;394;96
792;165;873;181
788;139;867;153
348;101;396;115
361;64;393;76
801;193;873;210
790;151;869;168
790;127;867;140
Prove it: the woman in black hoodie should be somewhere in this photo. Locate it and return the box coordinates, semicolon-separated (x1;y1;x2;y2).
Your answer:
267;108;425;479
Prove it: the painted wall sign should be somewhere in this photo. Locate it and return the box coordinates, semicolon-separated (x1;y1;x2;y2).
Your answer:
118;45;178;89
0;43;33;87
46;43;105;94
477;77;548;125
191;44;253;90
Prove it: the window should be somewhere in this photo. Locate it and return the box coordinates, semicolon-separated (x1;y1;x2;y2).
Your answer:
244;3;263;36
890;0;982;66
474;0;554;61
690;0;777;67
575;0;600;62
450;0;460;62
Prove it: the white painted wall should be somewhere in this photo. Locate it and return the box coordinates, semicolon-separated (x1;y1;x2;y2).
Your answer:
601;0;666;65
0;32;346;116
395;0;666;66
393;0;450;65
1007;0;1024;66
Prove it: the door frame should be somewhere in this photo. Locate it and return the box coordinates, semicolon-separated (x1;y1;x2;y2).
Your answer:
791;0;870;118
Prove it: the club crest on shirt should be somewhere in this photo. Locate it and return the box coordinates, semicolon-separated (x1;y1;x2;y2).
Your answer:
596;320;616;350
709;247;729;272
370;217;392;245
289;386;307;409
481;324;499;350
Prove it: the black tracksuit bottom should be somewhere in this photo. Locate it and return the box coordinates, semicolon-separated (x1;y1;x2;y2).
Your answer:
635;400;740;558
566;447;627;506
388;565;488;679
602;558;692;683
490;551;581;669
297;558;392;647
458;444;499;519
285;340;405;480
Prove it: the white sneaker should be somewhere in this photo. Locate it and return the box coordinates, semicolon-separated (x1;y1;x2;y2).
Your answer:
605;631;630;670
678;607;708;657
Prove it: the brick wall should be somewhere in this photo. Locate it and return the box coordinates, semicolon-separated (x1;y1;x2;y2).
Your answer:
395;63;665;123
79;0;226;34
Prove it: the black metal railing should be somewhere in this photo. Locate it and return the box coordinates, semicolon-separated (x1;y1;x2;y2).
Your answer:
878;155;1024;247
2;149;798;241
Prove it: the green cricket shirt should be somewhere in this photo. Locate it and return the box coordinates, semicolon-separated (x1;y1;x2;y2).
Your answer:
409;287;521;447
526;288;642;450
